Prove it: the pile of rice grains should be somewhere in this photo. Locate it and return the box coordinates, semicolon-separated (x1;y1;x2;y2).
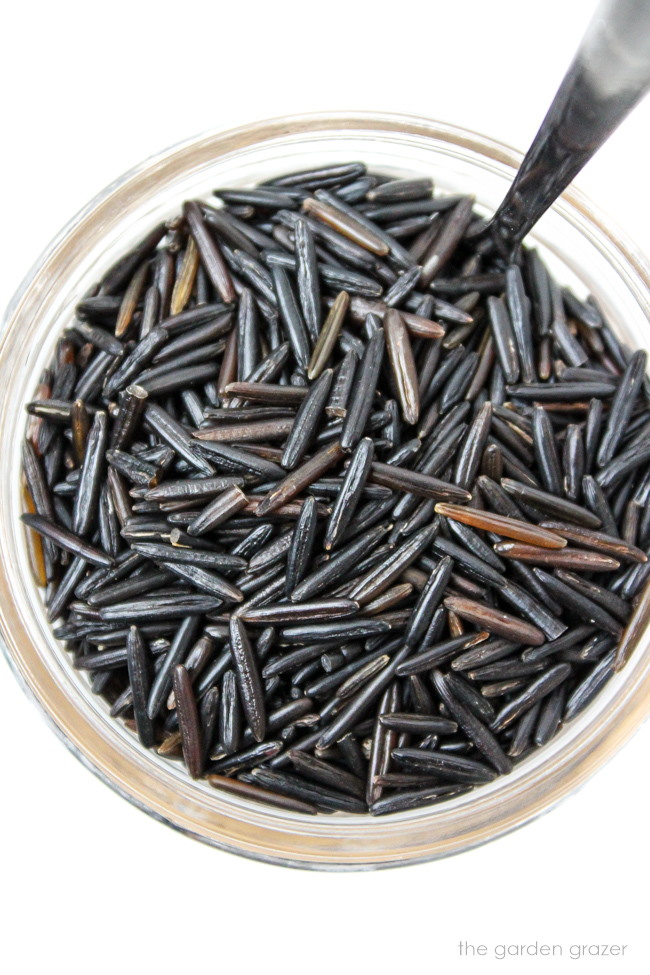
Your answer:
21;161;650;816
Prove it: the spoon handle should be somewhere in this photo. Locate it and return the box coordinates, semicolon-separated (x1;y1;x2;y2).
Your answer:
490;0;650;252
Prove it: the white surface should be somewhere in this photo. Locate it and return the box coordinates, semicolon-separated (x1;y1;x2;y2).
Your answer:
1;1;649;972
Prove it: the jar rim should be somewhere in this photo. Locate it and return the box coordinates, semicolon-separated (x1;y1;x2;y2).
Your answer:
2;111;650;870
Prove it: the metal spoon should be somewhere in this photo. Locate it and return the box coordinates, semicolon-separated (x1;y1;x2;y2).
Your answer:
488;0;650;254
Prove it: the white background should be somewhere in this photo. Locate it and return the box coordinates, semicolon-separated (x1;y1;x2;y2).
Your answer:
1;1;649;972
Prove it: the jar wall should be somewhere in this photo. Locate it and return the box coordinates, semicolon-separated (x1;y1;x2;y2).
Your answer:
1;114;650;868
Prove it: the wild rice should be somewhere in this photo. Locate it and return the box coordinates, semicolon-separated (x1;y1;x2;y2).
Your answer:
22;160;650;815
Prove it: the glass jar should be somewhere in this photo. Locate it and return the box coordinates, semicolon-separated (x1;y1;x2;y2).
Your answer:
1;112;649;870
